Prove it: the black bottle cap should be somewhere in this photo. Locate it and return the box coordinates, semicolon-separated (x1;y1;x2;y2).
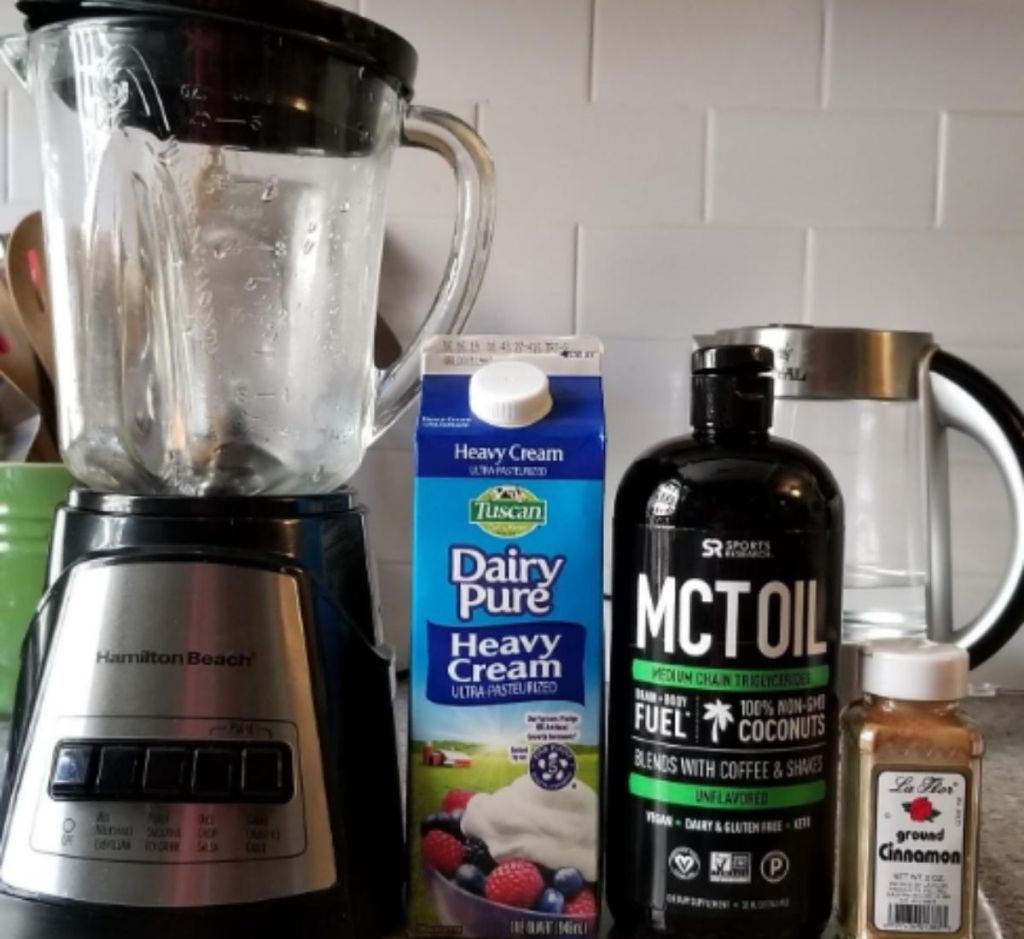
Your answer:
691;345;774;431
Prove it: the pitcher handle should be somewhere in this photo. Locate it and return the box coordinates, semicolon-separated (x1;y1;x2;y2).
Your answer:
371;105;496;440
926;349;1024;668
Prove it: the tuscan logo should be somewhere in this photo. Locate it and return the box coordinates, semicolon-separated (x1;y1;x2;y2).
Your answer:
469;485;548;538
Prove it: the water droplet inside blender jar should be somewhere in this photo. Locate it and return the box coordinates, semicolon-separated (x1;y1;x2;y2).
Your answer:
303;238;316;255
273;241;288;257
339;202;351;214
245;277;259;291
261;178;279;201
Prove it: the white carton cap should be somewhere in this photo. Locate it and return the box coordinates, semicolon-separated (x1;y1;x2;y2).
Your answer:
469;360;553;428
860;638;969;702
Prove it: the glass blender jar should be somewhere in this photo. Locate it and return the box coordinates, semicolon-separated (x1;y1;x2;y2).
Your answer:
0;5;494;937
1;0;495;495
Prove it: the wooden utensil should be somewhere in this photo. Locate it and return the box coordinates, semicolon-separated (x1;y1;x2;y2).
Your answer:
7;211;55;382
0;365;41;462
0;280;58;462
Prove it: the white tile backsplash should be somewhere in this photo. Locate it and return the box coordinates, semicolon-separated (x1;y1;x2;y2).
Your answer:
595;0;824;107
365;0;593;103
377;216;454;347
6;86;41;208
351;448;413;566
480;105;704;225
386;101;476;218
711;110;938;228
471;222;577;335
4;0;1024;684
376;562;412;670
809;231;1024;344
579;226;806;338
943;114;1024;231
829;0;1024;110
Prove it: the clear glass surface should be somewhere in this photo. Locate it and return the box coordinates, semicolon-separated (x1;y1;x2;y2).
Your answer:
774;399;929;642
21;19;494;495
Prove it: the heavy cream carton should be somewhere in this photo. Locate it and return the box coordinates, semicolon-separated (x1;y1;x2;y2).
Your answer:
409;337;605;938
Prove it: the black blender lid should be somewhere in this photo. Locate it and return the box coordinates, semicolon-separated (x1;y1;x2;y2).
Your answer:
16;0;418;97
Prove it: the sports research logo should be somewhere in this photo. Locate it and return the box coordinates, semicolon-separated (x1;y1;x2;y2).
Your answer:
469;485;548;537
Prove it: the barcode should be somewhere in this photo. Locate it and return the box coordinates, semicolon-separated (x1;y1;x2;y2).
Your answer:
887;903;951;931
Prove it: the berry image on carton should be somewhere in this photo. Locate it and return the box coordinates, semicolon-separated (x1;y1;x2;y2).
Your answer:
409;337;605;938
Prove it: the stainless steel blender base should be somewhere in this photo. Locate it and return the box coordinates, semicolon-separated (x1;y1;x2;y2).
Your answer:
0;491;406;939
1;559;336;907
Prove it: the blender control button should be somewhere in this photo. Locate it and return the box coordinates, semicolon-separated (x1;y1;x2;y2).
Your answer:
95;746;143;796
142;747;189;797
51;744;95;798
242;746;290;801
192;748;240;799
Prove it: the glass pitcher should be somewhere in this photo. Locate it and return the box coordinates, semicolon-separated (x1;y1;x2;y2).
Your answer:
1;0;495;495
697;326;1024;668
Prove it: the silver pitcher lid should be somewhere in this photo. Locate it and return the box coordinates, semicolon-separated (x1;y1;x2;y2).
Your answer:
694;325;936;401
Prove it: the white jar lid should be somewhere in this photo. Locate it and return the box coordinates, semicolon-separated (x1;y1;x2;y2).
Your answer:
860;638;969;702
469;361;553;428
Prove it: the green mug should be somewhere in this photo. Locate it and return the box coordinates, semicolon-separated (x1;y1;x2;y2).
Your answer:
0;464;73;715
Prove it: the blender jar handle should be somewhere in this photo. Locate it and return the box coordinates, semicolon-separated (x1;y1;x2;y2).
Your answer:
925;349;1024;668
371;105;496;439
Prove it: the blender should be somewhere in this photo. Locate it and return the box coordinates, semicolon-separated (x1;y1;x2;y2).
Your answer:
0;1;495;937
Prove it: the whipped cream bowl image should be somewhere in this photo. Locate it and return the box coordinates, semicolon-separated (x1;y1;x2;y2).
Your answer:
461;774;599;881
418;770;600;936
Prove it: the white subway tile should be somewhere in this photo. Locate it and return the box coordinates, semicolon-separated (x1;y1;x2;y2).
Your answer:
376;562;411;670
379;216;574;342
352;447;413;565
602;335;691;505
809;231;1024;344
712;110;937;228
0;89;8;207
595;0;823;107
580;226;805;339
374;406;417;451
387;100;476;217
943;114;1024;231
480;105;703;225
7;88;41;207
830;0;1024;110
0;6;22;34
955;569;1024;690
0;203;37;232
950;460;1012;576
364;0;591;103
470;222;576;335
378;216;457;347
970;583;1024;688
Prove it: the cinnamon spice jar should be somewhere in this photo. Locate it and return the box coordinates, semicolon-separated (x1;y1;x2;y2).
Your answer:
837;640;983;939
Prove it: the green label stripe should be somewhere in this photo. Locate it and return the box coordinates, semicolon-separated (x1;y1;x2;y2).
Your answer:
632;659;830;692
629;773;826;810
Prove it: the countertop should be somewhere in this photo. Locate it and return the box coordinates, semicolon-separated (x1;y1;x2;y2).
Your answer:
396;687;1021;938
965;694;1022;938
0;689;1016;936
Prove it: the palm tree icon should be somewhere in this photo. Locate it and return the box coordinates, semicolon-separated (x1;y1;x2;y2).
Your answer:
702;699;735;744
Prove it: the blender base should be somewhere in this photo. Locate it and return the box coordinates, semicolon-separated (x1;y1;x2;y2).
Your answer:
0;490;404;938
0;886;358;938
